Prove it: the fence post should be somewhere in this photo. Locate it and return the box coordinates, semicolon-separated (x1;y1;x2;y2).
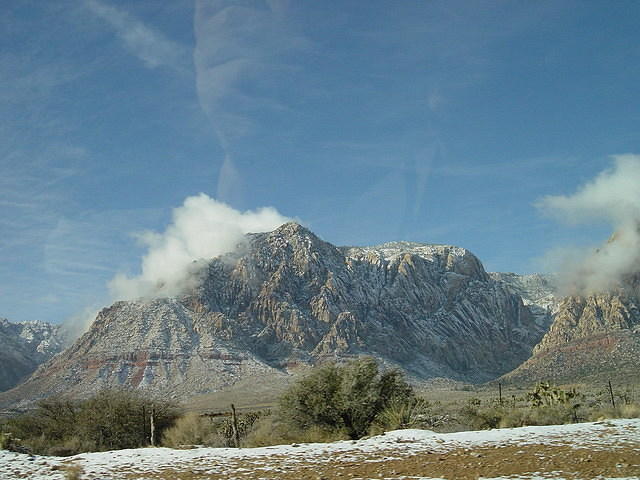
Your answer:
142;405;147;445
150;405;156;447
499;382;503;405
608;380;616;409
231;404;240;448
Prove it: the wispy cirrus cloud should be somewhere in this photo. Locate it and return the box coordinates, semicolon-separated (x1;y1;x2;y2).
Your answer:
193;0;310;202
0;145;84;249
84;0;190;72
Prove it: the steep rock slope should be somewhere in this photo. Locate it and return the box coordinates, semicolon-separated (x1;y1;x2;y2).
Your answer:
489;273;558;315
503;290;640;384
0;318;66;392
1;224;547;407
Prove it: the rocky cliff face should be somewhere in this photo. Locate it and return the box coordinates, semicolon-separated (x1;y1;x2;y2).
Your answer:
1;223;548;408
0;318;66;392
503;289;640;384
489;273;558;313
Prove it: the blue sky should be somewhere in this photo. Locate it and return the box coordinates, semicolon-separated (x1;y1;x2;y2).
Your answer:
2;0;640;324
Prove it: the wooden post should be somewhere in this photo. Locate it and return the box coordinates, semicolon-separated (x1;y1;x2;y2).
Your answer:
608;380;616;409
150;405;156;447
231;404;240;448
142;405;147;445
498;382;503;405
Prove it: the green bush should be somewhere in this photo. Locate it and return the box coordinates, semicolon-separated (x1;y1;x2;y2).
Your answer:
280;357;414;439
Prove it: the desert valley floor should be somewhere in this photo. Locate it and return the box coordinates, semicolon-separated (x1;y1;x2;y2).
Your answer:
2;419;640;479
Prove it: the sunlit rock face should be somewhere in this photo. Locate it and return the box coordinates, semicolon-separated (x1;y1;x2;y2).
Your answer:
1;223;547;407
502;237;640;385
503;290;640;385
0;318;66;392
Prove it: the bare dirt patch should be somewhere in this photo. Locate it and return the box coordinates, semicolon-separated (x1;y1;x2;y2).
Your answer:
109;443;640;479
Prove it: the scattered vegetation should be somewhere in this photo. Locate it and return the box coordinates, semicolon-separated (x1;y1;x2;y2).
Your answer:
455;382;640;431
1;389;178;456
2;363;639;455
162;410;264;448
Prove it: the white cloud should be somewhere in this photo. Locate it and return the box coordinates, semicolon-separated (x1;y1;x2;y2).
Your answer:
537;155;640;294
85;0;189;71
537;155;640;226
109;193;292;300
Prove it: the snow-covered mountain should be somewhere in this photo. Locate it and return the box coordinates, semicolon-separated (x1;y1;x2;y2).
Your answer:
0;223;548;408
489;272;558;327
0;318;67;392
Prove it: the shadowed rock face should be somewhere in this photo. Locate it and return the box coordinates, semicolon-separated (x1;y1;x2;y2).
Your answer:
0;319;66;392
1;223;548;408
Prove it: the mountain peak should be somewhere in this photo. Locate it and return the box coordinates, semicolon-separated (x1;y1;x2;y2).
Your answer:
267;222;322;244
0;224;548;407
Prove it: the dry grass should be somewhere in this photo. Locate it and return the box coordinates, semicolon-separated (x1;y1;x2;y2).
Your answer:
183;375;294;413
61;463;84;480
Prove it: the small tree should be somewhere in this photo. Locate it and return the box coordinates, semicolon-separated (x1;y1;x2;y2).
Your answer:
280;357;414;439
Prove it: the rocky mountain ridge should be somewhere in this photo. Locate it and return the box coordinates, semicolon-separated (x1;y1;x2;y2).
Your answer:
504;288;640;384
0;318;67;392
0;223;549;408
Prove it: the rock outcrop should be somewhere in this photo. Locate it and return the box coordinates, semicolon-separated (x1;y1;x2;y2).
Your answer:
503;290;640;384
0;223;548;408
0;318;66;392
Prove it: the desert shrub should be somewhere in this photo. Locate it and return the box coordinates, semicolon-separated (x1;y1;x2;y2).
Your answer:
587;403;640;421
75;389;178;451
244;414;347;447
0;432;23;452
458;383;589;430
7;399;79;443
459;398;508;430
162;412;224;448
215;411;264;447
163;410;268;448
526;382;580;407
370;397;434;434
61;463;84;480
280;357;414;439
3;389;179;455
243;415;293;447
497;404;583;428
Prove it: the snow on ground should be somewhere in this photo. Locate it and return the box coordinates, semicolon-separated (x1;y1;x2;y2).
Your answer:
2;419;640;479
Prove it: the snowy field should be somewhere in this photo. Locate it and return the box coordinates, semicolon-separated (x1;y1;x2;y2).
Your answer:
2;419;640;479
